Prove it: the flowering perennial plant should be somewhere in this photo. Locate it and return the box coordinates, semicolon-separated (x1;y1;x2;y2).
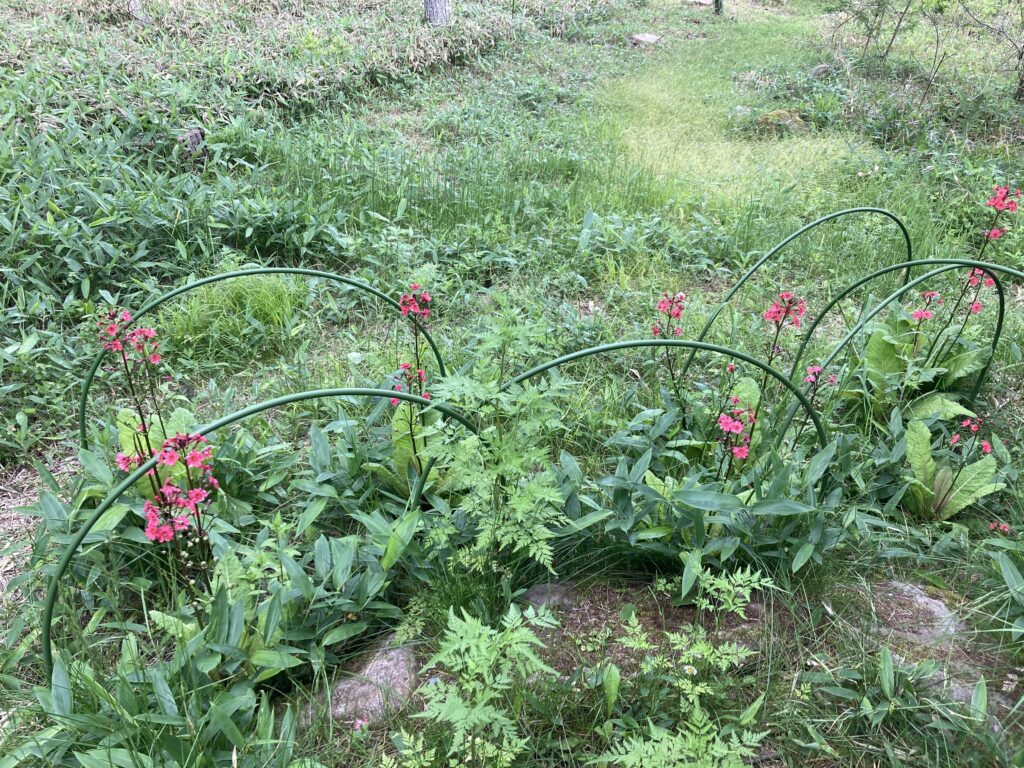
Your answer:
99;307;218;549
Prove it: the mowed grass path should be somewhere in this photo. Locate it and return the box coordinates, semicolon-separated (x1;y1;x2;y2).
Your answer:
602;2;880;199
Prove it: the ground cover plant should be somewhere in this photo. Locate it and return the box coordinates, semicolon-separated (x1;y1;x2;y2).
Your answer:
3;0;1024;766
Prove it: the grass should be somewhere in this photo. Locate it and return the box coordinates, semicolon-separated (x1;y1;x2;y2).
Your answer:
3;0;1024;764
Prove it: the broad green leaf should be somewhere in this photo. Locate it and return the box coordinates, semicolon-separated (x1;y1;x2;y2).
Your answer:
738;693;766;726
75;750;154;768
322;621;368;647
792;542;815;573
149;611;199;642
970;678;988;720
939;348;990;388
806;441;837;487
680;549;702;599
905;420;936;488
750;499;814;516
250;650;304;670
149;670;178;717
603;663;621;717
77;449;113;486
935;455;1004;520
994;553;1024;609
906;393;975;421
675;490;743;512
381;509;420;570
865;329;904;392
51;657;72;717
902;477;934;517
879;648;894;700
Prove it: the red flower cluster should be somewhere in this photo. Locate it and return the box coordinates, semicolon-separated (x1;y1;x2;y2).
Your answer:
399;283;432;319
911;290;942;323
987;228;1006;241
989;521;1012;535
967;268;996;289
949;418;992;455
986;186;1020;213
144;434;217;543
98;308;161;364
763;292;807;329
390;362;430;407
651;291;686;338
718;397;754;460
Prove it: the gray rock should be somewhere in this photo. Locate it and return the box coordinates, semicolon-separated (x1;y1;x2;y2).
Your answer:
177;128;206;160
809;63;831;79
518;581;578;610
872;580;962;647
322;635;418;726
629;33;661;46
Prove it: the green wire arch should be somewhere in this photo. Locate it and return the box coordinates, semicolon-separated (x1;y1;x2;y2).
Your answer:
817;259;1021;377
78;268;448;450
43;387;476;676
504;339;828;448
680;208;913;376
791;259;1008;394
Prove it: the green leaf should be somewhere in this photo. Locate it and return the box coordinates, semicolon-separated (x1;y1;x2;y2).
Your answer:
904;420;936;488
939;348;990;388
905;393;975;421
77;449;113;487
970;678;988;720
50;657;72;717
149;611;199;642
750;499;814;516
75;750;154;768
250;650;304;670
879;648;894;700
738;692;766;726
149;670;178;717
792;542;815;573
322;621;369;647
806;441;837;487
680;549;702;599
603;663;621;718
994;553;1024;609
865;328;905;392
381;509;420;570
675;490;742;512
935;455;1004;520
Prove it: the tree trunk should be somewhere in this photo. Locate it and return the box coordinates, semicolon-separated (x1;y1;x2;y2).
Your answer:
424;0;451;27
714;0;723;14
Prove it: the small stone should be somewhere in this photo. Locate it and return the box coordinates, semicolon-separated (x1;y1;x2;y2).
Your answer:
688;0;713;5
177;128;206;160
809;63;831;79
518;581;578;610
629;33;661;47
318;635;418;727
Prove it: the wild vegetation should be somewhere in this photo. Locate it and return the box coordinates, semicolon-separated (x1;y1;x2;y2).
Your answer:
2;0;1024;765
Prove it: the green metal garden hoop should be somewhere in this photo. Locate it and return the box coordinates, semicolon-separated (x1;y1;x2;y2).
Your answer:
43;387;476;676
817;259;1022;377
77;268;448;451
504;339;828;448
680;207;914;377
791;259;1008;398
